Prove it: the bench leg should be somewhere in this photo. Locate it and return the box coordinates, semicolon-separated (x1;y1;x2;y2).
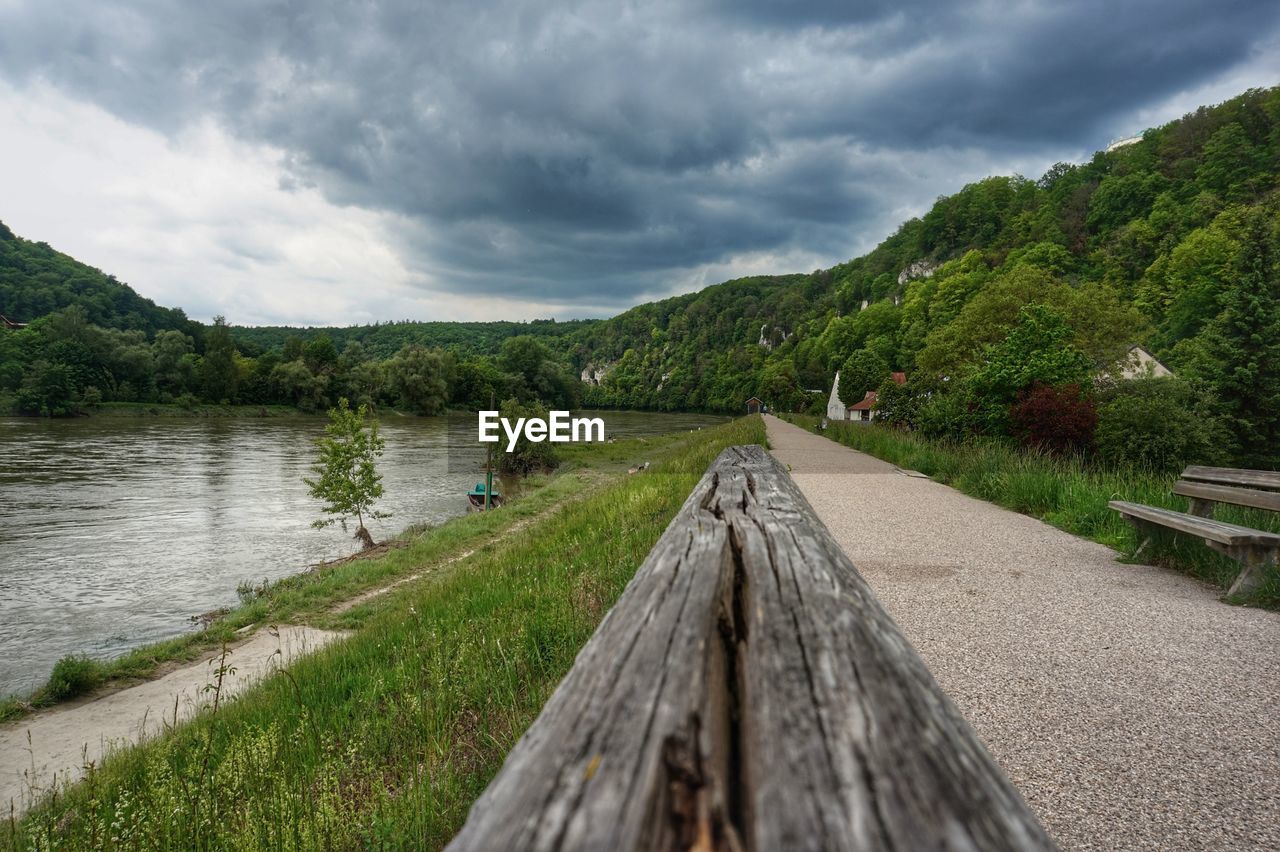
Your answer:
1226;546;1277;598
1187;498;1216;518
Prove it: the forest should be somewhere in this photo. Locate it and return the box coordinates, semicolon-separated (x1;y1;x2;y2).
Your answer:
2;86;1278;468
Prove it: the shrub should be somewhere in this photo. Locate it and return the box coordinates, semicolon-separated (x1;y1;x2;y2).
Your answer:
45;654;104;701
916;389;973;441
1094;377;1225;471
1009;383;1097;455
496;397;560;476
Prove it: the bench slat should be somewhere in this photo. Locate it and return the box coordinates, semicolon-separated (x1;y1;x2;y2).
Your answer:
1172;480;1280;513
1108;501;1280;547
1181;466;1280;491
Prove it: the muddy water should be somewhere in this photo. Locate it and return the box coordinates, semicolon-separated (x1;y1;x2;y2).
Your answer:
0;410;726;696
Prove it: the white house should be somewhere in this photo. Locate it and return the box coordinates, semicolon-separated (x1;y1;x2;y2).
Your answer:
827;371;906;422
826;371;849;420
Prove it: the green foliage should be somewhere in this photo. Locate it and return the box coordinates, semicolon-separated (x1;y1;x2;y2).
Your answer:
0;221;197;336
500;335;579;408
1094;378;1225;471
966;305;1092;434
837;349;890;406
44;654;105;701
1190;209;1280;466
916;387;973;441
305;398;389;548
387;344;455;415
495;397;560;476
198;316;239;403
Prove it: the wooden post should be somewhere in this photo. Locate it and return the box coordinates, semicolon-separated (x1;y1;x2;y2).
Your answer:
484;390;495;511
447;445;1057;851
1227;545;1276;597
1187;497;1215;518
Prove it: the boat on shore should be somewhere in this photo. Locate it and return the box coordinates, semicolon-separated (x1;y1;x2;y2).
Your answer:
467;482;503;510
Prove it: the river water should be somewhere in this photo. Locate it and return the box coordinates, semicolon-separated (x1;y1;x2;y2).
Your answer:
0;410;725;696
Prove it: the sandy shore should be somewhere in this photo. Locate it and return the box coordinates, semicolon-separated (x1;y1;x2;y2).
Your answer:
0;624;343;815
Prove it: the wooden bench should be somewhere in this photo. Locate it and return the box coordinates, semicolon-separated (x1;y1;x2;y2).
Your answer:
1110;465;1280;597
447;445;1056;851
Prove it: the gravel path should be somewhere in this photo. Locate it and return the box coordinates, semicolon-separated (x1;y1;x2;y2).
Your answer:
765;415;1280;852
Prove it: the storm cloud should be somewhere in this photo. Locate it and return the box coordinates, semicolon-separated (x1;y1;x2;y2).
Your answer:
1;0;1278;321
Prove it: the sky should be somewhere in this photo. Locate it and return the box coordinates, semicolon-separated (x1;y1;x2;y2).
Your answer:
1;1;1278;327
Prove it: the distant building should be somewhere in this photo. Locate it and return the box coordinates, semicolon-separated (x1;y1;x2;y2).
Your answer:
827;371;906;422
746;396;764;415
827;372;848;420
1116;345;1173;380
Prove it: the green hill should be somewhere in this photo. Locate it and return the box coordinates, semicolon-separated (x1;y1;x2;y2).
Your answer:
567;86;1280;465
0;221;199;337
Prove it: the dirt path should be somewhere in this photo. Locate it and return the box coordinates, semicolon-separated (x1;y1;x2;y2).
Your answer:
764;415;1280;852
0;625;342;815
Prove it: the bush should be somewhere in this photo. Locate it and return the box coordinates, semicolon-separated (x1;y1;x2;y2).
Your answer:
1009;383;1097;455
45;654;104;701
496;398;560;476
1094;378;1225;471
916;389;972;441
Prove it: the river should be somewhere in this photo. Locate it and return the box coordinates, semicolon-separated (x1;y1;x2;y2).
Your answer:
0;410;726;697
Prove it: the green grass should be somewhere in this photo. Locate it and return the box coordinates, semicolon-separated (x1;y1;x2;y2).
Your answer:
4;416;766;850
783;415;1280;609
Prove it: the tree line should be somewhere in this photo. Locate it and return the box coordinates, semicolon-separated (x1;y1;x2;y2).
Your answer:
0;306;580;416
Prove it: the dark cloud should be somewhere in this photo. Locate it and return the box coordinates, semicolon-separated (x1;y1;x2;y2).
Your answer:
1;0;1277;311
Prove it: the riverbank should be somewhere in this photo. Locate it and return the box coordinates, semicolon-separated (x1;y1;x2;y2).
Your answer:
3;416;764;848
781;415;1280;610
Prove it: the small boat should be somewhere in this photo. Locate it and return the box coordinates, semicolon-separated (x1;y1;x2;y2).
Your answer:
467;482;504;510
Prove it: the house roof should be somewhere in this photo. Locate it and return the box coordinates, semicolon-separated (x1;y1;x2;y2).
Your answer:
890;371;907;385
745;396;762;403
848;391;877;411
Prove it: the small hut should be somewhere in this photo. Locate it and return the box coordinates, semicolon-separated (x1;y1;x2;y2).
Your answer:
745;397;764;415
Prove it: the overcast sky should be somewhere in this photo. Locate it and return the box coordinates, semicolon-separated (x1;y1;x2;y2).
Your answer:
1;1;1278;326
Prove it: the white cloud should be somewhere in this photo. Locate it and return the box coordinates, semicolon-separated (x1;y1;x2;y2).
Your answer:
0;81;589;325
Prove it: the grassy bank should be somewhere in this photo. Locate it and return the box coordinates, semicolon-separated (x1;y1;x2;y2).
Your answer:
783;415;1279;610
5;416;765;850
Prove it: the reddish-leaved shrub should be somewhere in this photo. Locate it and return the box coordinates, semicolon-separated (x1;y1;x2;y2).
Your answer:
1009;383;1097;455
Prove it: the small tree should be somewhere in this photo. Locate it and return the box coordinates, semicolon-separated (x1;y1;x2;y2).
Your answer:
838;349;891;407
496;397;560;476
305;398;388;550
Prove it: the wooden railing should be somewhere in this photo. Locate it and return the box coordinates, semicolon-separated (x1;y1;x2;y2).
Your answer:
447;445;1056;851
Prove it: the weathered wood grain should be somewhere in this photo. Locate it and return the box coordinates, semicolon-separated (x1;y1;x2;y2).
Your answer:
1109;500;1280;548
1181;466;1280;491
1172;480;1280;514
447;445;1056;852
